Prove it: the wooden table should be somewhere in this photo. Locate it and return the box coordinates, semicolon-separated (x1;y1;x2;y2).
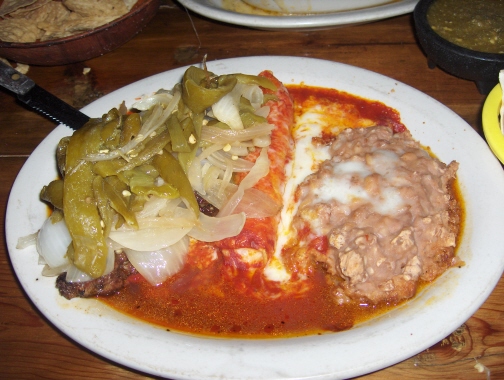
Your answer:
1;1;502;379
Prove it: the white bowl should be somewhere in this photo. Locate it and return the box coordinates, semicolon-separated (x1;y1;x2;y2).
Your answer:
242;0;394;14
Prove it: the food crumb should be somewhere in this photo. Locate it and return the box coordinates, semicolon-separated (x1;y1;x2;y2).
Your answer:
16;63;29;74
0;58;29;74
83;67;91;75
474;359;490;379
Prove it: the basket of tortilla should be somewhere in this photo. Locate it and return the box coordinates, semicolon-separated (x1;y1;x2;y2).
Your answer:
0;0;160;66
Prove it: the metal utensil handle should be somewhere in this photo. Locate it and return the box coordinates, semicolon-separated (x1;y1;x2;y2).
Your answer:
0;61;34;95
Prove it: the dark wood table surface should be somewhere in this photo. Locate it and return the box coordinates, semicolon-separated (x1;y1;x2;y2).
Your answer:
1;1;503;379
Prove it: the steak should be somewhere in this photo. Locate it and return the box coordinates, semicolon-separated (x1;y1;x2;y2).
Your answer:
56;252;137;299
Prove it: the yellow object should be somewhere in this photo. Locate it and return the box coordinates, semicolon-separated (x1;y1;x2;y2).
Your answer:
482;84;504;164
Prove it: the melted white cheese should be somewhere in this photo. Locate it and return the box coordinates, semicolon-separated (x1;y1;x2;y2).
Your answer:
313;154;405;216
263;255;291;282
264;110;332;282
314;161;371;203
263;106;412;283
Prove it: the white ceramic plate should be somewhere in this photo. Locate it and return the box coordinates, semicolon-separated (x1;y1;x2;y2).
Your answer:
177;0;419;30
242;0;399;14
6;56;504;380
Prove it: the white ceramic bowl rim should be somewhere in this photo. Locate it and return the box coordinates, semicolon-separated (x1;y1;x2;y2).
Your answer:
242;0;395;13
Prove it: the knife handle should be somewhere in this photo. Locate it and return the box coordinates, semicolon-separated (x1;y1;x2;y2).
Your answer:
0;61;34;95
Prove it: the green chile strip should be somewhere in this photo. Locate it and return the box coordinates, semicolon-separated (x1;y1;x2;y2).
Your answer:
120;113;141;145
92;176;115;238
64;123;108;278
56;136;70;177
102;176;138;229
167;115;191;153
182;67;237;113
234;73;277;91
93;128;172;177
40;179;64;210
152;150;200;217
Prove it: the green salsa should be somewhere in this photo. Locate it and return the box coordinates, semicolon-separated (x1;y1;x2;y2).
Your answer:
427;0;504;54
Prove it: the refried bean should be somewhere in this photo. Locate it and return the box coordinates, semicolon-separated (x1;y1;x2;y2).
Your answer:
293;126;461;304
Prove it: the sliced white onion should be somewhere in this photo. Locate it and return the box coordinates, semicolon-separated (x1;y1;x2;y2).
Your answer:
136;214;195;229
36;215;72;269
201;166;236;208
65;264;94;283
255;105;270;118
234;188;282;218
203;177;236;209
210;82;266;129
135;196;169;218
136;196;184;220
158;199;190;217
16;232;37;249
136;89;180;138
211;83;244;130
42;263;69;277
231;140;255;148
131;92;174;111
200;123;274;145
82;151;120;162
240;83;264;109
202;164;223;186
110;227;188;253
207;151;254;172
109;206;196;251
59;238;116;282
219;160;234;197
110;193;196;252
35;215;116;280
189;212;246;242
252;135;271;148
124;236;189;286
187;144;224;194
117;103;174;156
218;148;270;216
227;145;250;156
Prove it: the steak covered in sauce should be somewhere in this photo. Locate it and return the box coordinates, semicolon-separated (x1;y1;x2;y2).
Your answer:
293;126;460;304
56;252;137;299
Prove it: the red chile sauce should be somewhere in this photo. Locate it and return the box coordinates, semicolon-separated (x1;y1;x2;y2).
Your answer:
101;84;411;338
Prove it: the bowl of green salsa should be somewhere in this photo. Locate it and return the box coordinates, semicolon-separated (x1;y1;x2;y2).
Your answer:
414;0;504;94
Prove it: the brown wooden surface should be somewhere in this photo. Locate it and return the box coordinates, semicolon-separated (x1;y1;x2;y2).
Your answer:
1;1;503;379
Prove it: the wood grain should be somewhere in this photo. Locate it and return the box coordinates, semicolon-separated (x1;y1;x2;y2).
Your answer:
0;1;502;379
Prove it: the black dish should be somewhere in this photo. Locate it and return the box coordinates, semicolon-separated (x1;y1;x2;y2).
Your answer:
413;0;504;94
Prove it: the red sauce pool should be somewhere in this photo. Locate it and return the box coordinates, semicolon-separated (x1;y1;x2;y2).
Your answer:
101;84;410;338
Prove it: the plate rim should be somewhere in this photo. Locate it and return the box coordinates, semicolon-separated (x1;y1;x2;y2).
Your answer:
177;0;419;29
6;55;504;380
